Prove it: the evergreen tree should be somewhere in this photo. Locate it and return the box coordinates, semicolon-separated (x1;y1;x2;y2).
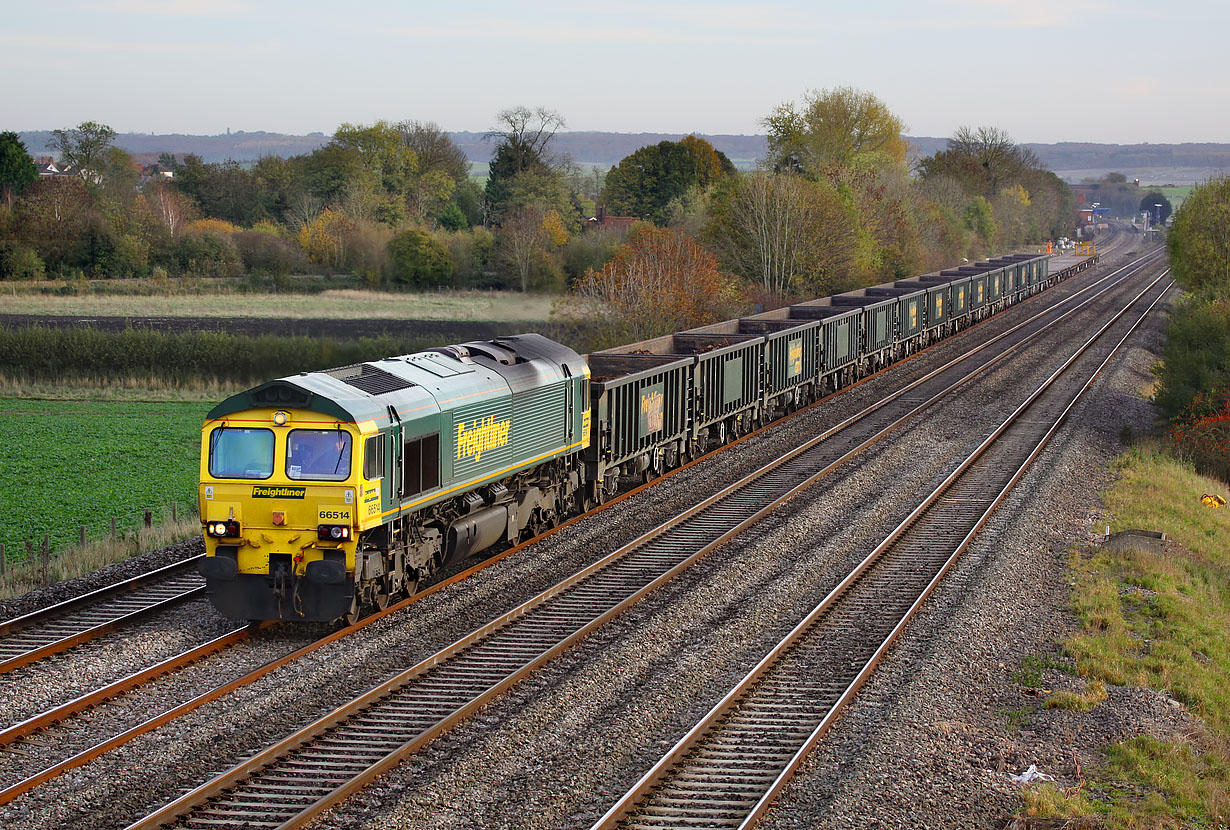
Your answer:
0;132;38;209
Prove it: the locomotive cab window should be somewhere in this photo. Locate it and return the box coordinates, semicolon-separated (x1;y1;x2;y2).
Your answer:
363;435;384;480
209;427;274;479
402;433;440;498
286;429;352;481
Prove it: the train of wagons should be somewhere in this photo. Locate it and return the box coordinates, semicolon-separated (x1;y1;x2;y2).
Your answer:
199;250;1097;622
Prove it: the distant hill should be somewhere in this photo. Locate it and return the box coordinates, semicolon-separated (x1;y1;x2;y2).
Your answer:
17;130;1229;184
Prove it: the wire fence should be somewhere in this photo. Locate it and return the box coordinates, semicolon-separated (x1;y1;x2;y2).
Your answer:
0;498;198;574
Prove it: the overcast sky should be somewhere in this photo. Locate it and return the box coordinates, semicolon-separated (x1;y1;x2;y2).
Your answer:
5;0;1224;144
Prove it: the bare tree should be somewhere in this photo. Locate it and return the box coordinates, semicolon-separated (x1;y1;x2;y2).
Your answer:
499;205;547;291
946;126;1039;196
485;106;568;173
708;172;858;300
396;120;469;183
147;181;194;236
286;191;325;232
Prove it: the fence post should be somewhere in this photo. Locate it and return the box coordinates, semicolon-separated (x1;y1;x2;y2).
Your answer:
172;502;178;522
0;543;5;582
80;526;87;547
144;510;152;528
25;540;34;561
41;535;49;586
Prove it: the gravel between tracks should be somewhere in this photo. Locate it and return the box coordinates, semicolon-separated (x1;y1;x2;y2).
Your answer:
0;243;1167;830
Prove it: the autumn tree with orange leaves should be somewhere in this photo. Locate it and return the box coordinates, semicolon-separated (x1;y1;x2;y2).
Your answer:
556;225;742;350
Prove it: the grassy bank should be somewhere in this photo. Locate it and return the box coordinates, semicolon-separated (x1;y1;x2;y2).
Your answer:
0;326;441;386
1020;441;1230;827
0;284;557;322
0;376;247;402
0;398;205;559
0;518;201;602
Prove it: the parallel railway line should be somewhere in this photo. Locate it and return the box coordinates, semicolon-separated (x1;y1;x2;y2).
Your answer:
593;270;1172;830
0;558;205;674
111;242;1161;830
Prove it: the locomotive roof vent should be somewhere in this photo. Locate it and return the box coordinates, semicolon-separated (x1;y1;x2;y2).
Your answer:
425;345;473;363
324;363;417;396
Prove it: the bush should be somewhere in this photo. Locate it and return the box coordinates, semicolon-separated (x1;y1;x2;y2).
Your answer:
346;221;393;288
444;228;496;288
0;242;45;280
186;218;240;236
94;233;150;278
386;228;455;288
1169;401;1230;484
234;231;307;276
561;231;621;285
1155;297;1230;421
172;229;243;276
436;202;469;231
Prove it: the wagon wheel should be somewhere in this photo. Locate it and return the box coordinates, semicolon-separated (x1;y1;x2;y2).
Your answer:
342;594;363;627
526;509;546;539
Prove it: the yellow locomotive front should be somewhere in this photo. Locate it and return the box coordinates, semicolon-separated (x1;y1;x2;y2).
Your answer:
199;407;363;621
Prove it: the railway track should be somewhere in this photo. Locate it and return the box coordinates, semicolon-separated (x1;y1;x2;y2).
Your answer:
118;245;1160;830
0;233;1123;685
593;271;1172;830
0;557;205;674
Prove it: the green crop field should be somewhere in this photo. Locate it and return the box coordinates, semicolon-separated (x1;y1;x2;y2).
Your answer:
1157;186;1193;209
0;398;207;560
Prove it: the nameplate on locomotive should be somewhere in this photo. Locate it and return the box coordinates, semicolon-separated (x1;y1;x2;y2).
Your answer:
252;485;307;499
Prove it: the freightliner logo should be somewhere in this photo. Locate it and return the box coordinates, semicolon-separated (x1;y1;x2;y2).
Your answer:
252;486;307;499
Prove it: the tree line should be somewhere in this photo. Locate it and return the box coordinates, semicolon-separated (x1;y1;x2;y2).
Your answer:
1156;177;1230;483
0;90;1076;334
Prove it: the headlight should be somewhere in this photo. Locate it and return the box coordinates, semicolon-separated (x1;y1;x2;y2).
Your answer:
207;520;240;538
317;524;351;541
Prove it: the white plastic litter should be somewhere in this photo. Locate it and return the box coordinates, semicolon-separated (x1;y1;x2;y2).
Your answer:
1009;764;1055;783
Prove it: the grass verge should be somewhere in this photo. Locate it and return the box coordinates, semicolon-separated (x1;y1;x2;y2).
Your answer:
0;518;201;602
0;375;246;402
1018;440;1230;827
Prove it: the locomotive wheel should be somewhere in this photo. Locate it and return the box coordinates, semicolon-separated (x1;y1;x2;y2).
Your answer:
374;590;390;611
342;594;363;627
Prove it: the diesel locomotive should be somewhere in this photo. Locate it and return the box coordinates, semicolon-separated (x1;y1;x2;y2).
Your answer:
199;250;1096;622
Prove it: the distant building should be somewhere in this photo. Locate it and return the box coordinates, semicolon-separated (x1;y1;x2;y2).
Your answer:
34;156;75;178
586;205;637;234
